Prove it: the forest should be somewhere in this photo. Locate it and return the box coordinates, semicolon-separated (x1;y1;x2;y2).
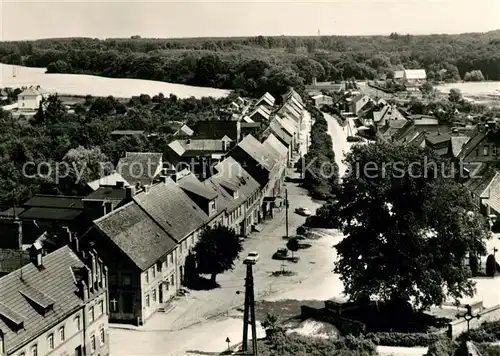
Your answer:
1;31;500;98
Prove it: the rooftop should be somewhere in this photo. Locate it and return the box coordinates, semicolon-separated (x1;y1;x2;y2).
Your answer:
178;173;218;201
87;172;129;191
168;139;229;157
94;201;177;270
116;152;163;187
23;195;84;210
0;246;89;353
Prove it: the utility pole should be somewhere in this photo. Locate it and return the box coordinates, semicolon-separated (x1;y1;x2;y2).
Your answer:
242;260;258;356
285;189;289;238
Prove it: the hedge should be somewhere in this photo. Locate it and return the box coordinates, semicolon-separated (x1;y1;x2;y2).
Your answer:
365;332;445;347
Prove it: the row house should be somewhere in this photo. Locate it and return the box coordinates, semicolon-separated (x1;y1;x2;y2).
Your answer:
0;238;109;356
203;157;262;236
166;137;234;179
255;92;275;109
248;105;271;122
266;117;295;164
86;176;224;325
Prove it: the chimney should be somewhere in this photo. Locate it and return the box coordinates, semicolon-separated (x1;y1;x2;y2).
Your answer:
80;280;89;301
144;185;150;194
104;201;113;214
30;243;43;268
86;265;93;294
126;186;134;199
116;181;125;188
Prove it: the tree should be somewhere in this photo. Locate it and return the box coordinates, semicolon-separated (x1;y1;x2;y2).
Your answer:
420;81;434;95
331;142;490;310
194;225;243;284
286;237;299;258
449;88;463;103
464;70;485;82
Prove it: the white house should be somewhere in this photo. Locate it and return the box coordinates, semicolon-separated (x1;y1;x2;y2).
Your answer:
17;86;47;111
311;94;333;108
403;69;427;83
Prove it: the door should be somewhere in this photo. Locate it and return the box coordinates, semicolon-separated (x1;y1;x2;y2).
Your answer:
159;284;164;303
75;345;82;356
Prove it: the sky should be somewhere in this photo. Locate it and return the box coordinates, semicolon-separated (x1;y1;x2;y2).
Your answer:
1;0;499;41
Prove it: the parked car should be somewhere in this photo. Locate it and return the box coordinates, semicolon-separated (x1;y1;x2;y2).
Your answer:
295;207;312;216
272;248;289;260
244;251;259;264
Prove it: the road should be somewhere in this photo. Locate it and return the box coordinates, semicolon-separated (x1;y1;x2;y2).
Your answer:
323;112;353;179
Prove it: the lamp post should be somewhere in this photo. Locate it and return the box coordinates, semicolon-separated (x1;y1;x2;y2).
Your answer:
456;304;480;338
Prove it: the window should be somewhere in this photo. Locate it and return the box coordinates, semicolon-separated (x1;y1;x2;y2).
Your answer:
145;294;150;307
90;335;96;352
169;254;173;264
170;275;174;285
31;345;37;356
145;270;149;284
152;267;156;278
47;334;54;350
99;300;104;315
494;146;498;156
99;328;105;345
483;145;489;156
122;274;132;286
152;289;156;302
179;243;183;254
211;201;216;211
75;316;81;331
191;235;194;245
89;306;95;322
59;326;65;342
157;261;162;272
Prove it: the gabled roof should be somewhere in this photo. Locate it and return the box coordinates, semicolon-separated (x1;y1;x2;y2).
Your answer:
0;246;88;353
133;180;208;242
248;105;271;121
84;186;129;202
275;115;297;136
394;70;404;79
280;102;301;121
287;96;304;111
235;135;275;173
168;139;227;157
18;208;83;221
404;69;427;80
174;124;194;137
178;173;218;201
117;152;163;187
255;92;275;107
457;129;486;160
269;118;293;146
240;115;254;123
463;168;496;198
18;87;42;96
483;172;500;215
262;134;288;162
284;88;304;106
206;157;260;213
94;201;177;270
451;136;470;157
87;172;129;191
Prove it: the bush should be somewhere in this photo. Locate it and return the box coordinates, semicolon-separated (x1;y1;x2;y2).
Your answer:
486;254;497;277
458;320;500;343
347;136;363;142
365;332;445;347
296;226;306;235
425;338;455;356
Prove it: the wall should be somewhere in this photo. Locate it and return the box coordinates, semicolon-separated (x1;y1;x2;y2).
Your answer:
85;293;110;356
18;95;41;111
447;304;500;339
9;309;84;356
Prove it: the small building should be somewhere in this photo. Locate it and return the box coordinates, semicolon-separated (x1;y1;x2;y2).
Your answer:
349;94;372;115
17;86;47;111
248;105;271;122
0;241;109;356
394;70;405;80
173;124;194;137
254;92;275;108
403;69;427;84
87;173;130;192
311;94;333;108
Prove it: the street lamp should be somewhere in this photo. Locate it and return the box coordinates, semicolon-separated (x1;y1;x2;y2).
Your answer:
456;304;480;338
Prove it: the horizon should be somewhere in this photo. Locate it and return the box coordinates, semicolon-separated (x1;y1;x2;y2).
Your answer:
1;0;499;41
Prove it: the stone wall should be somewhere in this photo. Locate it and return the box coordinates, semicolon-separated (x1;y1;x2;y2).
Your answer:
447;305;500;339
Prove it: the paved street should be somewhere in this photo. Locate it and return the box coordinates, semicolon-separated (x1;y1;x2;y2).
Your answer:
323;112;353;178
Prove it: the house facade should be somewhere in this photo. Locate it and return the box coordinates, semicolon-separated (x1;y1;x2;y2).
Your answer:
17;87;45;111
0;240;109;356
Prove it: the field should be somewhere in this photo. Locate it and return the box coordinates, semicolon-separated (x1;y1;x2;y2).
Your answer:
0;63;230;99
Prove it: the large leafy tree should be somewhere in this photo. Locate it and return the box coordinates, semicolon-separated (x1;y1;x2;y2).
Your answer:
194;225;243;284
331;142;490;310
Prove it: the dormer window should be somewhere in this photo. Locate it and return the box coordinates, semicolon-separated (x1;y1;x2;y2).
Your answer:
210;201;216;213
233;191;239;199
483;146;489;156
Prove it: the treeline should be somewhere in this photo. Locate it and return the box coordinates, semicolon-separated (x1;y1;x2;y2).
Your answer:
299;105;339;200
1;31;500;98
0;93;232;210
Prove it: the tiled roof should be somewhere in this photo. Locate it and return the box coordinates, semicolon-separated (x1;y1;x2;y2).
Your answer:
255;92;275;107
0;249;30;275
94;201;176;270
116;152;163;187
169;139;226;157
0;207;25;219
87;172;129;191
0;246;88;353
248;105;271;121
451;136;470;157
262;134;288;162
87;172;130;190
269;118;293;146
457;130;486;160
133;180;208;242
286;96;304;112
284;88;304;106
275;115;297;136
484;172;500;215
207;157;260;213
178;173;218;201
174;124;194;137
18;87;42;96
23;195;84;210
236;135;275;172
425;132;451;145
18;207;83;221
84;186;129;201
463;169;496;198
